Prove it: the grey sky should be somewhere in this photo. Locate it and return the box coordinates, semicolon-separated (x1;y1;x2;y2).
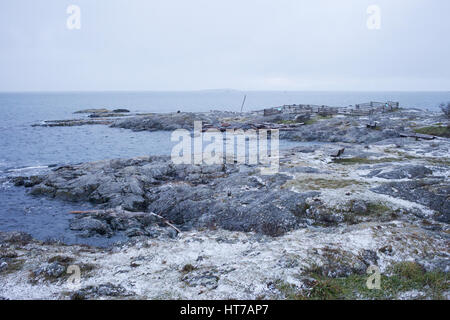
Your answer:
0;0;449;91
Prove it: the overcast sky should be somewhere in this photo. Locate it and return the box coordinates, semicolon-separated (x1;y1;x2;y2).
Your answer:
0;0;449;91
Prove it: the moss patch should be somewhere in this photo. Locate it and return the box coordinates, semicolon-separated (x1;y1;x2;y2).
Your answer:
276;120;298;125
48;255;75;264
302;115;332;125
383;150;450;166
304;119;317;125
1;259;25;275
333;157;400;165
425;158;450;166
181;264;196;274
348;202;397;223
28;258;96;284
317;115;333;120
365;203;392;216
283;178;365;190
414;126;450;138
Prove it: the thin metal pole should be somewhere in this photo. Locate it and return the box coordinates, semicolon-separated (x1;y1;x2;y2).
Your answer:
240;94;247;113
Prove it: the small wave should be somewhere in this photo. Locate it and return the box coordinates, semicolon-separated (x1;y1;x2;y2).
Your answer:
6;165;49;173
0;179;13;189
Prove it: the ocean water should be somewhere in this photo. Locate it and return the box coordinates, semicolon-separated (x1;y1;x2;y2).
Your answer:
0;91;448;246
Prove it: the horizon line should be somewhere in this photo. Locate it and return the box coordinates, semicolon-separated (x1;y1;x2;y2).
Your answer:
0;89;449;94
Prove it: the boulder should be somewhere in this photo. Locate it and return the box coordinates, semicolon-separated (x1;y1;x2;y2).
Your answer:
374;165;433;179
70;217;112;236
0;232;32;245
71;283;132;300
33;262;66;279
372;179;450;219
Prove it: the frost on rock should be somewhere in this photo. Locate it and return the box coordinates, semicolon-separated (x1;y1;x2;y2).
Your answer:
4;108;450;300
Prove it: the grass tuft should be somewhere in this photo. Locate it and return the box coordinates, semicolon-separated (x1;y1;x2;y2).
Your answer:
181;264;196;274
277;261;448;300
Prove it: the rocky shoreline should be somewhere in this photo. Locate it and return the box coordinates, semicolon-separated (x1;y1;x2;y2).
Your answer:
1;106;449;300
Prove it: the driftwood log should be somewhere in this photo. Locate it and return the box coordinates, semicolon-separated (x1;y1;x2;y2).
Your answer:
330;148;345;158
400;133;436;141
366;122;378;129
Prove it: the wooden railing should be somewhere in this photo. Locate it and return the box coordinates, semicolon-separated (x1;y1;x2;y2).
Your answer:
263;101;399;116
